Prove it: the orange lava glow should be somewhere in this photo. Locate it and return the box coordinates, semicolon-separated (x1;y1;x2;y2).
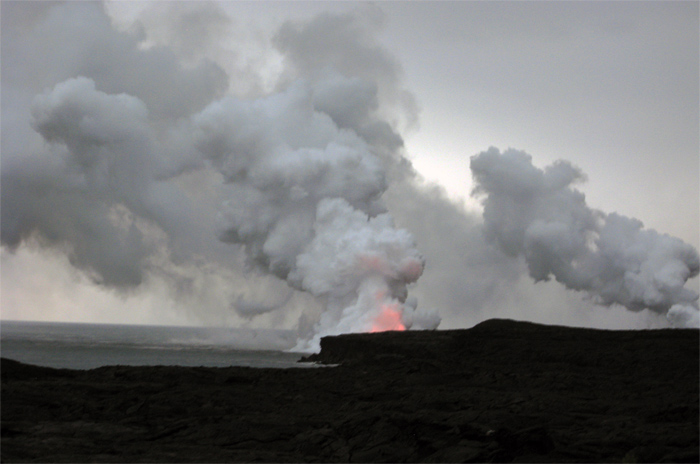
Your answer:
370;304;406;333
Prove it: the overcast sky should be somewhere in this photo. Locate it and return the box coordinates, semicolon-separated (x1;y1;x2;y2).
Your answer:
1;1;698;333
389;1;698;239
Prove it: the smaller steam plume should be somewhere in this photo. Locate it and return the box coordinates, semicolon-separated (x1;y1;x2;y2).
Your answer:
470;147;700;327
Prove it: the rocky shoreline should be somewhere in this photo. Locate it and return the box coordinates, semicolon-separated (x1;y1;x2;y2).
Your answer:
2;319;698;462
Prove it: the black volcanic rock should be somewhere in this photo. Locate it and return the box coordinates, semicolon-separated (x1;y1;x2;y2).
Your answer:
2;319;698;463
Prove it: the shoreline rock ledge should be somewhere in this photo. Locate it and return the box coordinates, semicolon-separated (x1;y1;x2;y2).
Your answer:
2;319;699;463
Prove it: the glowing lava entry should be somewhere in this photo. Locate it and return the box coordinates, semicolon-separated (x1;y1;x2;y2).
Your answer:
370;303;406;333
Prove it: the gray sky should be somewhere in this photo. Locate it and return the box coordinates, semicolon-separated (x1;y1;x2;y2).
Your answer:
1;1;698;332
382;1;699;248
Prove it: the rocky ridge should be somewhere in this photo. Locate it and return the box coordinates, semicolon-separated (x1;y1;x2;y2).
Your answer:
2;319;698;462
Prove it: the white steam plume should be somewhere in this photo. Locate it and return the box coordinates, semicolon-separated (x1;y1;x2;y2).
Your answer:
1;3;437;351
7;74;432;351
193;77;436;351
470;147;700;327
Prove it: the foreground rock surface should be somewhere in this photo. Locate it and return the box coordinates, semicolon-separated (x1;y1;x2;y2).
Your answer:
2;319;698;463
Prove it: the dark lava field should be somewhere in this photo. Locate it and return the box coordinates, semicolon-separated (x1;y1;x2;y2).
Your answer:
2;319;698;463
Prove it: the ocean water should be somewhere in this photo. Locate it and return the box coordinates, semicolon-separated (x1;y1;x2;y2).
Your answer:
1;320;310;370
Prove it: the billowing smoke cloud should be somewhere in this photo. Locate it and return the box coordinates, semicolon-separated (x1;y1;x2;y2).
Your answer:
191;76;437;350
4;76;155;288
1;2;438;351
470;147;700;327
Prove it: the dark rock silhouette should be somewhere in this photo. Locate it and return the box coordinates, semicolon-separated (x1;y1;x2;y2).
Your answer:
2;319;698;462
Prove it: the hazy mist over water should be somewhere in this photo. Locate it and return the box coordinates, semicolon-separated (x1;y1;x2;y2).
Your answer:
1;320;305;369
